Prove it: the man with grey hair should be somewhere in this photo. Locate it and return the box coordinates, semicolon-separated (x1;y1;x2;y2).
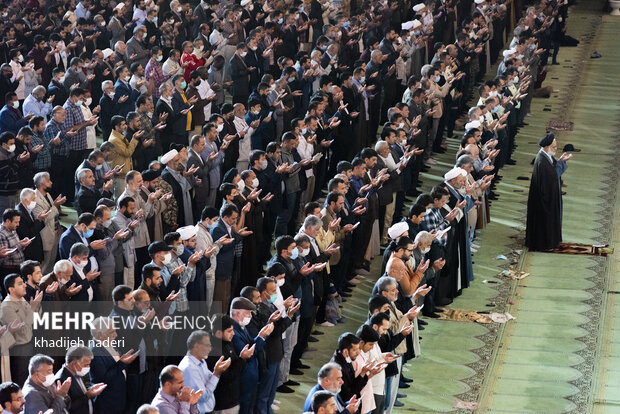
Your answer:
33;171;65;273
56;345;107;413
22;354;71;413
90;316;139;413
23;85;54;122
137;404;161;414
16;187;46;262
413;231;444;303
126;26;150;68
298;214;339;326
39;259;83;301
371;275;419;413
75;168;114;215
303;362;355;413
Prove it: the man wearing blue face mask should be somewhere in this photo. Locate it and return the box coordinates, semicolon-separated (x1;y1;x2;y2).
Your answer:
92;203;130;304
59;212;99;261
0;92;32;134
246;277;297;414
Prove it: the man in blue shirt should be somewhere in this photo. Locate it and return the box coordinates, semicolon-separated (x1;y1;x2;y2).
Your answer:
179;330;232;414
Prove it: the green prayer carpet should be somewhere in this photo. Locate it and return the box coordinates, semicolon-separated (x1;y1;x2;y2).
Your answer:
274;1;620;413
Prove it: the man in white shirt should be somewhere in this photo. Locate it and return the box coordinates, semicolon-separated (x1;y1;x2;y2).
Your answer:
162;49;185;78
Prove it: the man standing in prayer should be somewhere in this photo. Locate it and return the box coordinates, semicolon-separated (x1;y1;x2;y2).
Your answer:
525;133;571;251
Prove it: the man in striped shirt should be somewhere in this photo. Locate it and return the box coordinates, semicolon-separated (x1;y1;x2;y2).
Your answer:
63;88;98;203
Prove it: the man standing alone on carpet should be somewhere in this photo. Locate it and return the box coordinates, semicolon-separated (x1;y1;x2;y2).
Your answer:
525;133;572;251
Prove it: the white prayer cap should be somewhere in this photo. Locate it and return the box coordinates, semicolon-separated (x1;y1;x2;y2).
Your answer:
444;167;467;182
177;225;197;241
502;48;516;58
240;0;251;6
412;3;426;12
114;2;125;10
474;0;485;4
465;120;481;131
401;21;415;31
161;149;178;164
412;19;422;29
388;222;409;240
102;48;114;59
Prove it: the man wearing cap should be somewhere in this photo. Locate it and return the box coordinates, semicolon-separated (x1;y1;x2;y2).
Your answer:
380;221;410;275
230;296;273;414
177;225;212;315
526;133;571;251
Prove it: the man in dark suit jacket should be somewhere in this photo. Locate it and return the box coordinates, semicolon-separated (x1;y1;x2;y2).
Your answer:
187;136;210;218
98;83;117;141
16;192;45;262
210;204;242;312
0;64;19;107
230;297;267;414
230;44;250;104
154;84;178;153
170;75;192;146
0;93;29;134
74;168;113;215
113;66;139;117
89;316;138;414
67;243;97;302
251;150;283;263
247;278;294;413
244;40;263;92
57;346;107;414
59;214;97;260
330;333;368;403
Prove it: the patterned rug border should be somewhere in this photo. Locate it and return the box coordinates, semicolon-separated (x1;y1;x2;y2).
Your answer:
451;12;606;413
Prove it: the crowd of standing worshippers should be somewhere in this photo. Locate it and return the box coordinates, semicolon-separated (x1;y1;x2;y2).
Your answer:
0;0;569;411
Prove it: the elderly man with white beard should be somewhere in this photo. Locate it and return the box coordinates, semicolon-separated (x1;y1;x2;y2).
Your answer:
456;153;493;250
438;167;476;304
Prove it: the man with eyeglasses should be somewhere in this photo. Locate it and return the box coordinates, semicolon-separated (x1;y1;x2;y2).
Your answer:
0;381;25;413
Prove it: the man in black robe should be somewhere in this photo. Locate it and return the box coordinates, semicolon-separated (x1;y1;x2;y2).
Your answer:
525;133;571;251
439;167;474;301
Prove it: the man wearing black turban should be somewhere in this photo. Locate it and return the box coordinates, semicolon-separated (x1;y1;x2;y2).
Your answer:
525;133;572;251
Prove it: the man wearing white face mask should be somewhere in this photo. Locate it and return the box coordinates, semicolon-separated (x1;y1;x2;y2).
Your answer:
158;232;200;316
230;295;274;414
16;188;46;263
230;42;251;104
413;230;445;317
93;204;130;303
67;242;100;302
57;345;107;414
22;354;71;412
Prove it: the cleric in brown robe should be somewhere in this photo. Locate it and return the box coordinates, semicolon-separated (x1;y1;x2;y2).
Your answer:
525;133;572;251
